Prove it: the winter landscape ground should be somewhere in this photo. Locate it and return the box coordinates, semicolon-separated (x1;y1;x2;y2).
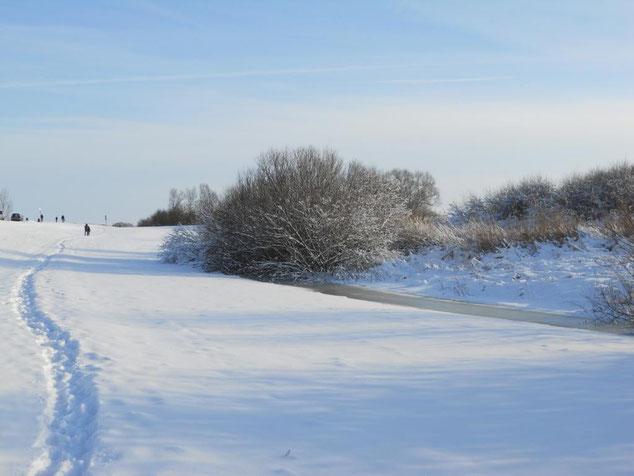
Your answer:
2;221;634;475
353;234;617;317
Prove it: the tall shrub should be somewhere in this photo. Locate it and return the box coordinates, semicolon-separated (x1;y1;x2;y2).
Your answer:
196;148;410;279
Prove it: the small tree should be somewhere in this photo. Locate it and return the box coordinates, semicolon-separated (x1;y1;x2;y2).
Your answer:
0;188;13;218
197;183;219;218
386;169;439;218
138;185;216;226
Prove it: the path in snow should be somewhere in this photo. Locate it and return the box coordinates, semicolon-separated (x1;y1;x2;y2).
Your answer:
13;240;99;476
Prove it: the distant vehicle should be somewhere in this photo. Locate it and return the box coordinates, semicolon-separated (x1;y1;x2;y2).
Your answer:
10;213;23;221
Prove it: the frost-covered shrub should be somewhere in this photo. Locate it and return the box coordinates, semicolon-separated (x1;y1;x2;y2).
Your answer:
447;194;489;225
558;162;634;219
449;176;557;224
160;226;206;266
385;169;439;219
195;148;411;279
593;239;634;325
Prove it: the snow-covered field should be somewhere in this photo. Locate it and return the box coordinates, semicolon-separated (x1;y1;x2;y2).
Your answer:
355;236;616;317
2;221;634;475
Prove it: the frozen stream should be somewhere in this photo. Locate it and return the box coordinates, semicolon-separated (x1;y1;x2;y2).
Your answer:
308;284;633;335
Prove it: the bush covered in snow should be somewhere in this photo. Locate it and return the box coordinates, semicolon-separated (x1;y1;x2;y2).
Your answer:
449;176;557;224
160;226;206;266
593;239;634;325
450;163;634;226
162;147;432;279
559;162;634;220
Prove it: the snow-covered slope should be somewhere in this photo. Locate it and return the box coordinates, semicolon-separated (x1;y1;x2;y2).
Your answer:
2;222;634;475
354;236;615;316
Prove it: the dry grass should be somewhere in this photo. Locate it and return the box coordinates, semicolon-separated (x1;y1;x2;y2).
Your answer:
399;210;579;255
505;209;579;246
600;206;634;240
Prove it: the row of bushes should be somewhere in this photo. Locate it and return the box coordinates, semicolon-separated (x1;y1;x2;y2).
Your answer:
161;149;634;274
449;162;634;224
138;184;218;227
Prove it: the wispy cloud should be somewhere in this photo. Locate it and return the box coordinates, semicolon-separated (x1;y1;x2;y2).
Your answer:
376;76;513;85
0;65;403;89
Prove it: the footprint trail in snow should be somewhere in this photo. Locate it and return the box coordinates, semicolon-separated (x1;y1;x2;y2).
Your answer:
13;241;99;476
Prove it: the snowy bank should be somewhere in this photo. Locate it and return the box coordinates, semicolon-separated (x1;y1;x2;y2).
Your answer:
352;234;617;317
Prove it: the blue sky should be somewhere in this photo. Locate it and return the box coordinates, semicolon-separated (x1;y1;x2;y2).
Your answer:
1;0;633;223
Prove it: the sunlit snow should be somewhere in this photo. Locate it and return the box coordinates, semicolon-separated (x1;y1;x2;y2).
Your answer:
2;221;634;475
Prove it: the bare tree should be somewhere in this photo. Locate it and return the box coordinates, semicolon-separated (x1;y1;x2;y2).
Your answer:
197;183;219;217
387;169;439;218
167;188;184;211
183;187;198;215
139;185;217;226
0;188;13;218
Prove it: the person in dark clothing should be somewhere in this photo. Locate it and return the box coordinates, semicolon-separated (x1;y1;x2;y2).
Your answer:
61;215;65;223
84;224;91;236
55;217;58;222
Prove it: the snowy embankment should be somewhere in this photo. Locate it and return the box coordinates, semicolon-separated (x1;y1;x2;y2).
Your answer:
2;222;634;474
353;235;615;317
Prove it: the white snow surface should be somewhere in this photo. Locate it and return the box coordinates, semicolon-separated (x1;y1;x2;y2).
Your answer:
2;221;634;475
353;235;616;316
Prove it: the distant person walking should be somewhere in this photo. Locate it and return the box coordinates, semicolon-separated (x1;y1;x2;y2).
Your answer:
61;215;65;223
55;216;58;223
84;224;91;236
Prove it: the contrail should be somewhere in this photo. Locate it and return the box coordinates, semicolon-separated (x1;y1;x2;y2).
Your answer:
376;76;513;84
0;65;402;89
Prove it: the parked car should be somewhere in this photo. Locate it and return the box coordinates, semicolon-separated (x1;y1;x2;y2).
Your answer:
10;213;23;221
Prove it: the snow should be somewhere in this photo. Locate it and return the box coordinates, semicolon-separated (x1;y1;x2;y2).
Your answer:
2;221;634;474
353;235;616;316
